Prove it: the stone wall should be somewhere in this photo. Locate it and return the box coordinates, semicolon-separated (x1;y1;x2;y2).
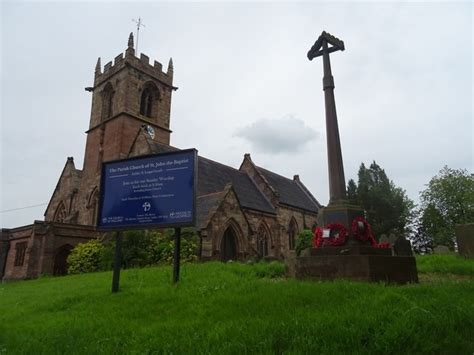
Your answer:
44;158;82;223
1;221;97;281
276;205;318;258
201;189;250;260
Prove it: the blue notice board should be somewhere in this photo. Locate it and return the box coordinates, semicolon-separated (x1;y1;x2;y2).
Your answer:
97;149;197;230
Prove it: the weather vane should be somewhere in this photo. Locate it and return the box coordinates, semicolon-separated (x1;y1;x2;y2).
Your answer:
132;17;146;53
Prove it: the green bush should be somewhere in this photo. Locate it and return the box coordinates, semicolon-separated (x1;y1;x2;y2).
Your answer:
295;229;314;256
102;229;198;270
148;228;198;264
67;239;105;274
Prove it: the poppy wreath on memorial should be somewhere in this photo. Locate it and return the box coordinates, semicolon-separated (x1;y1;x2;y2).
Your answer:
312;227;323;248
313;223;347;247
351;216;373;243
351;216;390;248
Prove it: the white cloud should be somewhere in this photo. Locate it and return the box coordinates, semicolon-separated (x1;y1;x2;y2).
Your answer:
234;116;319;154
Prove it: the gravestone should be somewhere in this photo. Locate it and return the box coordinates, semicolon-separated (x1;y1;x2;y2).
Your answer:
433;245;450;254
393;236;413;256
455;224;474;258
388;234;398;245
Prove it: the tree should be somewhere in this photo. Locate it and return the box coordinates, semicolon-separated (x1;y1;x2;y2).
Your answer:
347;161;414;238
410;223;434;254
419;166;474;249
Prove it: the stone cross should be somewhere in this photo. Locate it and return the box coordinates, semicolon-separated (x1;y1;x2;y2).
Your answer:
308;31;347;204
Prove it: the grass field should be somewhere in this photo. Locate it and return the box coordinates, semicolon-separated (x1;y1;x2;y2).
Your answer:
1;255;473;354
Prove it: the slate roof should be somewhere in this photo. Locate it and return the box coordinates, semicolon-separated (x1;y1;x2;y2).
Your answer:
198;157;275;214
196;192;225;229
145;139;276;215
256;166;321;213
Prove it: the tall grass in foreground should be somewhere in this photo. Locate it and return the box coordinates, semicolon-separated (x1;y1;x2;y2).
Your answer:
0;260;473;354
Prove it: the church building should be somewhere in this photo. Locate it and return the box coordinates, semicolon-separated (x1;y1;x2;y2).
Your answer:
0;33;321;281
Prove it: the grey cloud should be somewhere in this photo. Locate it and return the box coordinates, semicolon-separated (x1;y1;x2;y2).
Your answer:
235;116;319;154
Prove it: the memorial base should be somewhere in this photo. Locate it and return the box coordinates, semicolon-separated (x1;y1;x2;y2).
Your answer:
286;246;418;284
320;203;364;227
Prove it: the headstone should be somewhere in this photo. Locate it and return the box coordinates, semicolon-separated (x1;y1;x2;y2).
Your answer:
393;235;413;256
388;233;398;245
433;245;450;254
455;223;474;258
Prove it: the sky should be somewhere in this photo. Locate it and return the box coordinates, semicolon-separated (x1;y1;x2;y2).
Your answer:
1;1;472;228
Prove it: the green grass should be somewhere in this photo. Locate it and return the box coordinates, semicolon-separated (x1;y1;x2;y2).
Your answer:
416;254;474;275
0;258;473;354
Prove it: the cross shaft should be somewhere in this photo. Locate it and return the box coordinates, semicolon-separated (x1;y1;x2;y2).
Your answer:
308;31;347;204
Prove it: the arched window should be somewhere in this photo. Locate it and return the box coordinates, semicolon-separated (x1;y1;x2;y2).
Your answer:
54;202;67;223
101;83;114;120
220;225;237;262
219;219;243;262
140;83;160;118
87;187;99;226
140;88;153;117
288;218;298;250
257;224;269;257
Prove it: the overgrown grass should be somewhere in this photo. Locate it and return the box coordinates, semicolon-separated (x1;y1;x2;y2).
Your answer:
416;254;474;275
0;259;473;354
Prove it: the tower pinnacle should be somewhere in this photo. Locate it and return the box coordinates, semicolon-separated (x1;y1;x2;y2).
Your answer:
95;57;101;74
126;32;135;57
167;58;174;75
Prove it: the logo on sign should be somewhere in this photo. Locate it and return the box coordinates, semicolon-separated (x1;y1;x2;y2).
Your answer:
142;202;151;212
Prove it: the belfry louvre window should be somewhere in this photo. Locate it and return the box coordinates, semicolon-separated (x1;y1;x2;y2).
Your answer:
140;88;154;117
101;83;114;120
14;242;27;267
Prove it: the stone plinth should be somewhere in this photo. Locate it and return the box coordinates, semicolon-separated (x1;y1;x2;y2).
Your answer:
310;245;392;256
286;246;418;284
320;204;364;228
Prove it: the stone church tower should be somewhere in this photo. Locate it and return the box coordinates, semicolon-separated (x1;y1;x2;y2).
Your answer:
44;33;176;226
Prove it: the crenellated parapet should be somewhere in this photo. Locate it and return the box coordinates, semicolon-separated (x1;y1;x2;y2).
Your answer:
93;32;175;90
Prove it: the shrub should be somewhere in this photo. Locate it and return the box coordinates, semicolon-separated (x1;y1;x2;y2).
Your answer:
295;229;313;256
149;228;198;264
102;229;199;269
67;239;105;274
